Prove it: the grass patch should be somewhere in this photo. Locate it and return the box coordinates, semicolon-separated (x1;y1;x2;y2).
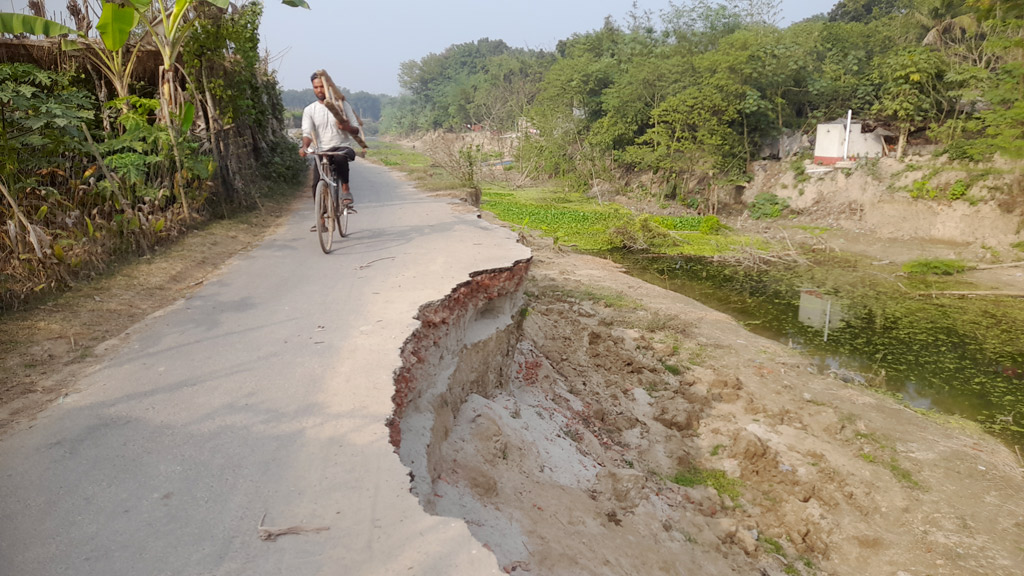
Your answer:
761;535;785;556
901;258;967;275
670;466;743;501
661;362;682;375
857;432;922;488
554;287;641;309
792;225;830;235
481;185;766;256
366;140;432;168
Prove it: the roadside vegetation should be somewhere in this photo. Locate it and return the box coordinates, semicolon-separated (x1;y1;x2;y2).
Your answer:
370;140;765;256
0;0;309;310
380;0;1024;205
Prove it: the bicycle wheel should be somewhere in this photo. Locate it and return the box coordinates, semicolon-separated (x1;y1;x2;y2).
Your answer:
337;203;348;238
315;180;333;253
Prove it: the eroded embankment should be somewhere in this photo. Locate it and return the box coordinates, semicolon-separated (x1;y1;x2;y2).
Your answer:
389;259;532;508
389;248;1024;576
387;257;756;575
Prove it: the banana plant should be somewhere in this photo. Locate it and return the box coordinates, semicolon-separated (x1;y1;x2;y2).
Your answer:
2;1;310;218
1;11;143;115
2;1;310;119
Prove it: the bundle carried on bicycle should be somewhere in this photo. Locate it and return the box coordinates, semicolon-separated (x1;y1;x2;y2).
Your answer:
314;69;369;153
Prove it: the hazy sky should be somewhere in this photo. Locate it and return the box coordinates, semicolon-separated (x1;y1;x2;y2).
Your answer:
7;0;828;96
261;0;828;95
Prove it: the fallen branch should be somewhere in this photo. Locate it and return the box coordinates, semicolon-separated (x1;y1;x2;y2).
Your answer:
80;123;127;207
357;256;396;270
919;290;1024;298
975;261;1024;270
0;180;45;259
257;512;330;542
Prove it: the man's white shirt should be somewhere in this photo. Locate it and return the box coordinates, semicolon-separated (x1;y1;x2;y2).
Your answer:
301;99;360;150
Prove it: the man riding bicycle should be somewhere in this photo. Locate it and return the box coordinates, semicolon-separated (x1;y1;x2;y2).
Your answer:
299;72;363;230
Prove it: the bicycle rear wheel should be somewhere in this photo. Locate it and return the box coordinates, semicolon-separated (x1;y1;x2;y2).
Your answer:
337;204;348;238
315;181;333;253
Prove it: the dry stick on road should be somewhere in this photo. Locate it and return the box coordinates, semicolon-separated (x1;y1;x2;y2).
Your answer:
357;256;396;270
257;512;330;542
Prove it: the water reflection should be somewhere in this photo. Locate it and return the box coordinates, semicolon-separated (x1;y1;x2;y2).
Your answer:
797;289;843;340
606;252;1024;447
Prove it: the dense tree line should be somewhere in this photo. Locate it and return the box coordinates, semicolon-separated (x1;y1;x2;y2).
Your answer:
281;88;390;122
281;87;392;134
381;0;1024;198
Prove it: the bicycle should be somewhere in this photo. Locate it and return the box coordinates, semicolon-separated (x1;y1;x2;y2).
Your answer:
309;148;353;253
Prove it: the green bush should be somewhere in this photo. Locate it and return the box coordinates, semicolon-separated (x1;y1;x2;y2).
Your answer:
698;215;726;235
748;193;789;220
651;215;704;231
941;139;990;163
948;180;969;201
901;258;967;275
790;157;810;184
910;179;937;199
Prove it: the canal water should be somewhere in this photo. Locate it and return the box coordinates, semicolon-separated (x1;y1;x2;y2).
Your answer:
608;252;1024;448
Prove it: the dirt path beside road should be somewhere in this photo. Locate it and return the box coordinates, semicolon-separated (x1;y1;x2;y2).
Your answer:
0;193;299;437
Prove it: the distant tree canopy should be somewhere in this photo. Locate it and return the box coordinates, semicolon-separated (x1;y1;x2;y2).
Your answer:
828;0;910;22
280;87;388;122
380;0;1024;193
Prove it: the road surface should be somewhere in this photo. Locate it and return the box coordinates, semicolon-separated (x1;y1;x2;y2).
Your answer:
0;160;530;575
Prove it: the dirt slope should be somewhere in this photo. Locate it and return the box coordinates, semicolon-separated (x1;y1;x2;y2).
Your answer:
428;238;1024;576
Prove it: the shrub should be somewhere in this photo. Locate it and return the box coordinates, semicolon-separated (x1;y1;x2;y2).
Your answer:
910;179;937;199
698;215;726;235
948;180;969;201
902;258;967;275
748;193;789;220
790;157;809;184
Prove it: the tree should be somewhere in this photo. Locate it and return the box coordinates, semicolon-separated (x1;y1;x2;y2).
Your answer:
828;0;910;23
911;0;978;50
623;79;746;212
968;0;1024;19
871;46;950;158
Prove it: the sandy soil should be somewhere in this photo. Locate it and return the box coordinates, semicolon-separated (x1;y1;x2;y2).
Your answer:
431;235;1024;576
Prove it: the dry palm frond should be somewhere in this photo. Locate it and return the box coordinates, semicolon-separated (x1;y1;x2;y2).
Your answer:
28;0;46;18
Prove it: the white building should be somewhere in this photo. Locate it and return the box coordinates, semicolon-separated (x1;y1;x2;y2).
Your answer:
813;117;891;165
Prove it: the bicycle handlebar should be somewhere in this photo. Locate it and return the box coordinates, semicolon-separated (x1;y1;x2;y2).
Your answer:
306;148;349;156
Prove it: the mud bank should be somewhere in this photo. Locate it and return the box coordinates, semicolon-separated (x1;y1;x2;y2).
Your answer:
390;245;1024;576
390;259;532;506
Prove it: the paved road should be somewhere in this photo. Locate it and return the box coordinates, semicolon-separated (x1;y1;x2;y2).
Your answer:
0;160;529;575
